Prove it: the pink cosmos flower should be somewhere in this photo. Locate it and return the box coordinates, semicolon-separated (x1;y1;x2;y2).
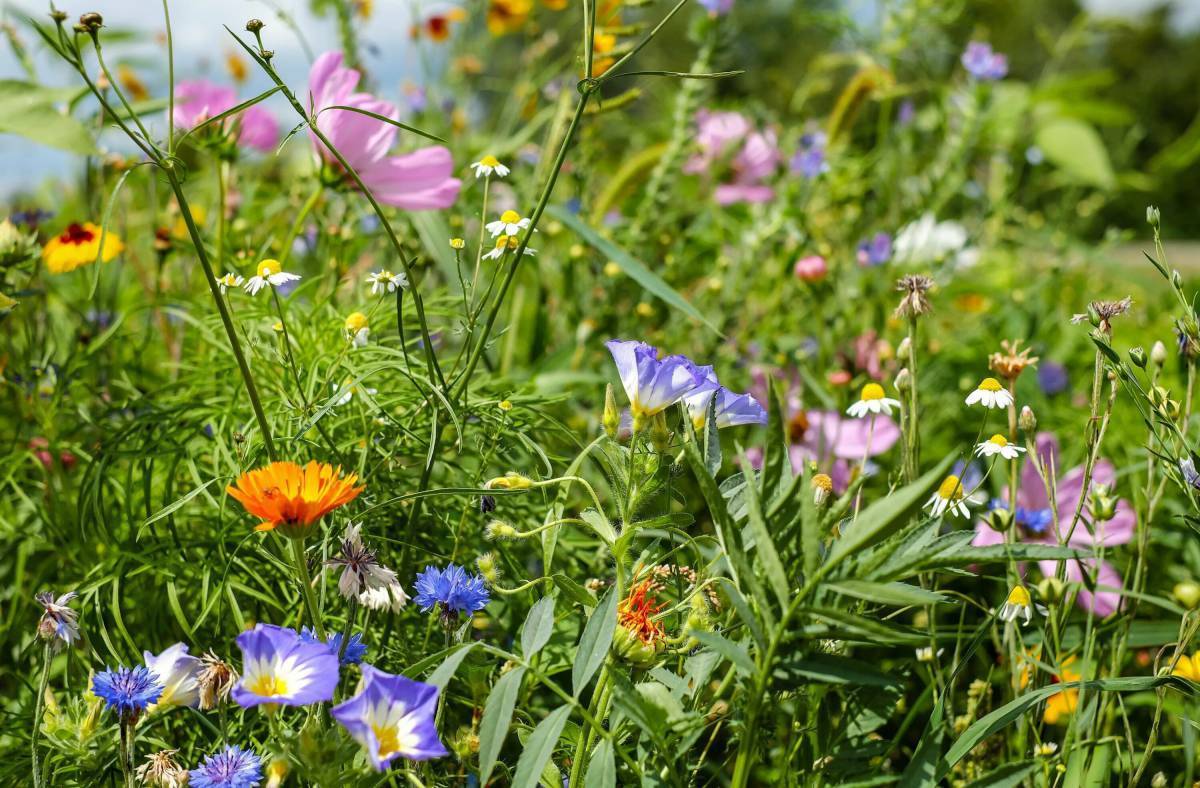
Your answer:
685;110;780;205
173;80;279;153
308;52;461;210
794;255;828;282
972;432;1134;617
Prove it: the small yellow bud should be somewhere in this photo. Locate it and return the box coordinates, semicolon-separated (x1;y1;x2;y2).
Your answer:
449;237;465;249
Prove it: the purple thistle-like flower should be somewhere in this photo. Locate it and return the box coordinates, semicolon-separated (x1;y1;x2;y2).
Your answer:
35;590;80;648
92;665;164;722
684;368;768;429
231;624;339;708
413;564;490;616
331;664;449;770
189;744;262;788
300;627;368;666
606;340;706;423
961;41;1008;81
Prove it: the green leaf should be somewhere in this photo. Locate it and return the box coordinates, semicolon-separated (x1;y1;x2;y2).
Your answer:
826;453;955;568
962;762;1040;788
511;705;572;788
0;80;97;154
140;478;222;535
1034;117;1116;190
478;666;527;785
580;508;617;545
737;452;791;611
426;643;477;691
553;573;597;609
546;204;721;335
689;630;755;676
828;580;948;607
583;739;616;788
572;588;617;695
521;596;556;657
774;652;901;687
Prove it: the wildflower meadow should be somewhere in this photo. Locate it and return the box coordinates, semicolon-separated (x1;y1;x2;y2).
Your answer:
7;0;1200;784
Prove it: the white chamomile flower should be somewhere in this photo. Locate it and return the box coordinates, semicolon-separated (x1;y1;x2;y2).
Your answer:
925;475;971;518
486;210;531;238
244;258;300;296
471;155;510;179
367;269;407;295
915;646;945;663
997;585;1041;626
965;377;1013;409
1034;742;1058;758
483;234;537;261
217;272;244;293
846;382;901;418
344;312;369;348
975;433;1026;460
333;379;378;406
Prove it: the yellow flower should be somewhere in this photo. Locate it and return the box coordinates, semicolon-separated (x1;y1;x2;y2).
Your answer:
1172;653;1200;681
355;0;374;19
450;238;466;249
344;312;370;347
1043;658;1081;725
487;0;532;36
591;32;618;77
42;223;124;274
225;51;248;84
117;65;149;102
498;400;513;412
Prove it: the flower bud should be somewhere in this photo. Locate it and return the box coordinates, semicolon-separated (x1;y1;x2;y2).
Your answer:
50;9;68;23
449;237;465;249
484;472;533;490
812;473;833;506
612;623;662;667
78;12;103;31
1036;576;1065;605
1173;581;1200;610
983;506;1012;533
245;18;265;33
475;552;501;585
484;520;518;541
1019;405;1037;433
897;336;912;360
1150;772;1167;788
1151;340;1168;367
1086;302;1101;328
650;412;671;453
1089;484;1117;522
602;383;620;439
894;367;911;393
1129;346;1147;369
1146;205;1161;229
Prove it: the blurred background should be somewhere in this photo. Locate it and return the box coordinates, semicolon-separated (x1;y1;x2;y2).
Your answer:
3;0;1200;238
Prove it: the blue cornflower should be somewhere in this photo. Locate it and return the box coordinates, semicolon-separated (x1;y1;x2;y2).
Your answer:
91;665;163;722
189;744;263;788
1015;506;1053;535
961;41;1008;81
299;627;368;666
414;564;490;617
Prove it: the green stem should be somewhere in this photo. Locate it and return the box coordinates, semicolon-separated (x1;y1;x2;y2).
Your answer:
31;642;51;788
118;719;135;788
290;538;326;639
277;185;324;267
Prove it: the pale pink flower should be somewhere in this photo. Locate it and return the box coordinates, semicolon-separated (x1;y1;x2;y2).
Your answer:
173;80;278;152
793;255;828;282
308;52;461;210
972;433;1134;617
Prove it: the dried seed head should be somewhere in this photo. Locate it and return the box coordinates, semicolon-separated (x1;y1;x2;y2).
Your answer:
78;12;103;31
894;274;934;319
136;750;188;788
196;652;237;710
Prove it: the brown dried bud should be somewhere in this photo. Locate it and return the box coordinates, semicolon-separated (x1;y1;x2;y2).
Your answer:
78;12;103;31
245;18;265;33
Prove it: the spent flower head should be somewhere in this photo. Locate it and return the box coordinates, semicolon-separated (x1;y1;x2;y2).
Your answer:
989;339;1038;380
894;274;934;319
136;750;188;788
35;590;80;648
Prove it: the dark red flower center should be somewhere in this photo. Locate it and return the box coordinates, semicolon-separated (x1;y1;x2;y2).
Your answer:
59;223;95;245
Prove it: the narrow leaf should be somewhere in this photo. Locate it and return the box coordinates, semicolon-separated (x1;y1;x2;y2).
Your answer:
478;666;527;784
572;588;617;695
511;705;572;788
521;596;556;657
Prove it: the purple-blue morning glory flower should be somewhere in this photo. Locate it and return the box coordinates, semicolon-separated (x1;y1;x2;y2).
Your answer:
683;367;768;429
856;232;892;266
606;340;706;422
92;665;164;722
300;627;368;666
231;623;339;708
961;41;1008;81
189;744;262;788
1037;361;1068;396
331;664;448;770
413;564;490;616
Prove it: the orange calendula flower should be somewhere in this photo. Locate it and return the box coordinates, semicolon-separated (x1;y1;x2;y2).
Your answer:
590;32;617;77
487;0;532;36
42;223;124;274
1043;657;1080;725
226;461;364;538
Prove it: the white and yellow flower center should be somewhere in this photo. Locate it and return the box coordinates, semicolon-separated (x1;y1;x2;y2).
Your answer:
345;312;369;333
258;258;282;278
499;210;521;224
978;377;1004;392
860;383;886;401
1006;585;1031;607
936;475;964;501
479;155;500;168
246;672;289;697
987;434;1008;447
